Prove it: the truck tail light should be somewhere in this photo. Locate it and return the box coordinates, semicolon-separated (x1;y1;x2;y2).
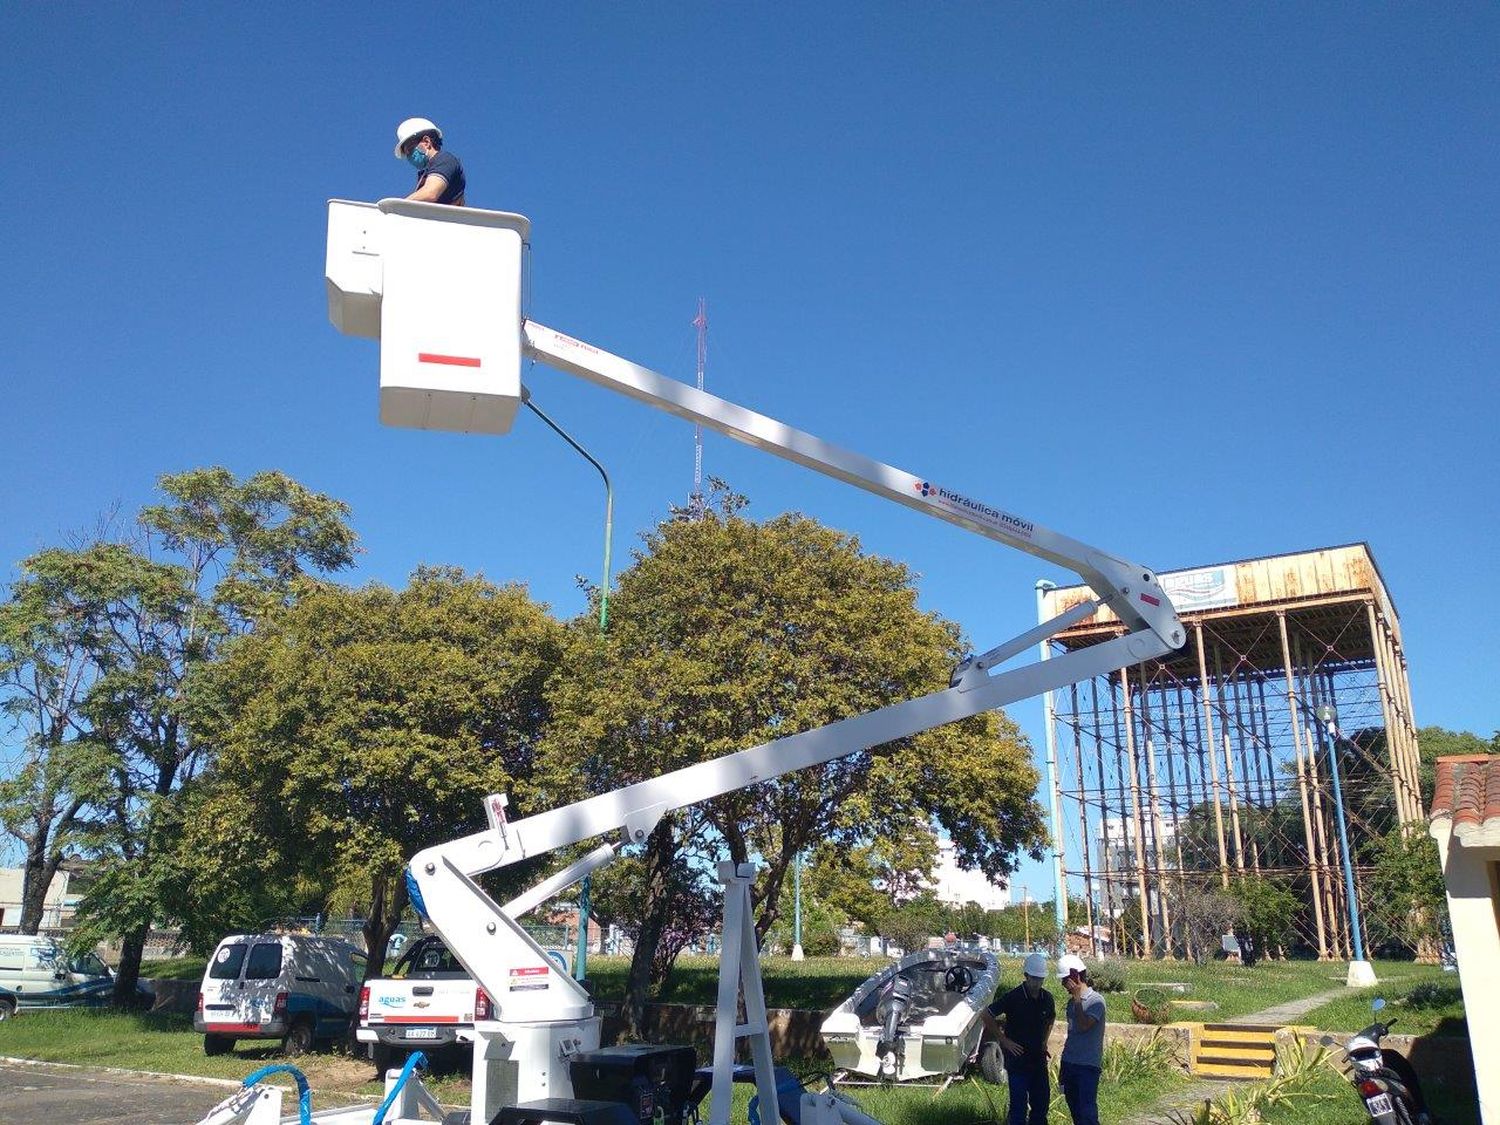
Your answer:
196;991;204;1013
475;987;492;1020
273;991;289;1017
359;986;370;1020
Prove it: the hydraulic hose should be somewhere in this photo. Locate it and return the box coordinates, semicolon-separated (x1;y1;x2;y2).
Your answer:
372;1050;430;1125
240;1064;312;1125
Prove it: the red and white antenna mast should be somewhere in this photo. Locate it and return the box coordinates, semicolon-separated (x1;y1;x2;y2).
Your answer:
692;297;708;513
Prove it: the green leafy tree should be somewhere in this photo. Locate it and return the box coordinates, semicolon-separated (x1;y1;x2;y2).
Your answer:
1226;875;1298;957
532;485;1046;1033
1364;826;1448;954
877;894;944;954
180;567;563;971
3;468;355;1002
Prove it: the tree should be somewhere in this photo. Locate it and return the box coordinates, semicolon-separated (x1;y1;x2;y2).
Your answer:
180;567;564;972
1364;826;1448;955
0;573;112;932
2;468;355;1002
1226;875;1298;958
1170;883;1242;964
877;895;944;955
532;485;1046;1034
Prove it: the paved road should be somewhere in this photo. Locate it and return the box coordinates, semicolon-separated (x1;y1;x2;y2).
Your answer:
0;1060;235;1124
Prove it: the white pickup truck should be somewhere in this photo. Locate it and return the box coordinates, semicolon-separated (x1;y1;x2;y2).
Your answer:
355;935;490;1074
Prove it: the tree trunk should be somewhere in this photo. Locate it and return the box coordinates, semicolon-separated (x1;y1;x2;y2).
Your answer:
112;921;148;1007
622;821;677;1039
18;844;58;934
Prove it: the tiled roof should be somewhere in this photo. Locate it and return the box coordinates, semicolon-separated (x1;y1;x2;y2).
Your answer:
1430;754;1500;848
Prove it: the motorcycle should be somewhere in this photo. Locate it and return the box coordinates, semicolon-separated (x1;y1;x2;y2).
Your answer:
1322;998;1433;1125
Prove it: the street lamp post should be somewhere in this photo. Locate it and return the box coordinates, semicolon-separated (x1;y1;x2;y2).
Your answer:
1314;703;1377;988
524;396;613;982
1022;888;1032;949
791;851;804;961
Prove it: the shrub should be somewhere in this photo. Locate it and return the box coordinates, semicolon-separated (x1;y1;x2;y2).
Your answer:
1086;959;1127;993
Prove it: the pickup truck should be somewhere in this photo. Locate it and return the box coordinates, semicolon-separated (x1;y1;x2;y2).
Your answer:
355;935;490;1074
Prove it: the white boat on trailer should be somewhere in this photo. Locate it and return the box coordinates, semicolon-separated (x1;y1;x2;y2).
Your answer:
820;948;1000;1084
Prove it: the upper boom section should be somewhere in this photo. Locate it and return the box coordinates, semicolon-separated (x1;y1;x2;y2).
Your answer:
325;199;1183;649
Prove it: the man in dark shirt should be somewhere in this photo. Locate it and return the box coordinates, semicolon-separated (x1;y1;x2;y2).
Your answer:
393;116;466;206
982;952;1056;1125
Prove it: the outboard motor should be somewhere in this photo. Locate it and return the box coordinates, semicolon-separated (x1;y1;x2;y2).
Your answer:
874;975;913;1077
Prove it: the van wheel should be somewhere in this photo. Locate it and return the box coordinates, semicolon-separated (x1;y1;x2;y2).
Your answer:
0;998;15;1022
282;1019;315;1057
203;1034;233;1056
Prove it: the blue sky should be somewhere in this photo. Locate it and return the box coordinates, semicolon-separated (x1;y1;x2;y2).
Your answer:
2;6;1496;899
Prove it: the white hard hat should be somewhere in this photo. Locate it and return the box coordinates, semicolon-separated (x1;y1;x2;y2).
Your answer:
394;117;442;158
1057;953;1088;978
1022;952;1048;978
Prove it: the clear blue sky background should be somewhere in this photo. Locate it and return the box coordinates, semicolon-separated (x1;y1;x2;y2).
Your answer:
2;6;1496;899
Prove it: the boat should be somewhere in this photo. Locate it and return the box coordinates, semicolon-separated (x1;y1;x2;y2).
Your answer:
819;947;1000;1082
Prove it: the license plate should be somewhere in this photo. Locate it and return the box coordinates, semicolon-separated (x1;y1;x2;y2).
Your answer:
404;1027;439;1040
1365;1093;1393;1116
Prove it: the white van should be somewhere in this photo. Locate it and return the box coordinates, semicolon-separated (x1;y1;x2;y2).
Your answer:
0;934;116;1018
194;932;366;1055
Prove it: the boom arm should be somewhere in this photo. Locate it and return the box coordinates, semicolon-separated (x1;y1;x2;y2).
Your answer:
324;199;1184;1028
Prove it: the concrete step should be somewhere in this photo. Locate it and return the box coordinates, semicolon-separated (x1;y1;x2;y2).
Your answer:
1194;1060;1275;1080
1194;1044;1275;1063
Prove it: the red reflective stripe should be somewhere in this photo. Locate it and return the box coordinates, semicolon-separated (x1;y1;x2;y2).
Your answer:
417;353;481;368
206;1022;263;1033
1139;593;1161;606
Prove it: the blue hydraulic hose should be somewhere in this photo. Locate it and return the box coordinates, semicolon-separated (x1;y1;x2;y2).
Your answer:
241;1064;312;1125
372;1050;429;1125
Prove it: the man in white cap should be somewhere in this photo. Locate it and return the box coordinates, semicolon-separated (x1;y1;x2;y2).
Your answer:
981;951;1055;1125
393;117;466;206
1057;953;1105;1125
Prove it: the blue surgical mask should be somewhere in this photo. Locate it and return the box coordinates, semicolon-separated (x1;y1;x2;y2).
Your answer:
407;148;429;170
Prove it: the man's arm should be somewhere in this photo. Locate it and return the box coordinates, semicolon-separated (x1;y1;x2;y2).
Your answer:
1072;993;1103;1032
407;175;449;203
981;999;1024;1056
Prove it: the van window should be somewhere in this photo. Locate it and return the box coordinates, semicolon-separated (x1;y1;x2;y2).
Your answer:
70;951;109;976
245;942;284;980
27;946;60;972
210;942;248;980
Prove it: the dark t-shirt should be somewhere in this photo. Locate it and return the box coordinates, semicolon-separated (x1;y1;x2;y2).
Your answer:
988;984;1056;1072
416;149;466;205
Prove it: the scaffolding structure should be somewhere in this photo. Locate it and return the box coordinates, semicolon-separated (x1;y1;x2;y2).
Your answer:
1039;544;1425;961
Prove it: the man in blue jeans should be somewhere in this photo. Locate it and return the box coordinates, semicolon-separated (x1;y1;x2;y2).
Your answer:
1058;953;1105;1125
982;952;1055;1125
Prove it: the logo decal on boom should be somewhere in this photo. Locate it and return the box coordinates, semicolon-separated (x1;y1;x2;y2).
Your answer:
913;480;1035;540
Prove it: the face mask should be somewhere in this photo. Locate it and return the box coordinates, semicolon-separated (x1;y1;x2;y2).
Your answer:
407;147;430;170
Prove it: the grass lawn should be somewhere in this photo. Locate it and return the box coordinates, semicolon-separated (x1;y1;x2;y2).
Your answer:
1299;976;1467;1037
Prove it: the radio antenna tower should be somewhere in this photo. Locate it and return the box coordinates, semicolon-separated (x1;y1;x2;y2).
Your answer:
691;297;708;515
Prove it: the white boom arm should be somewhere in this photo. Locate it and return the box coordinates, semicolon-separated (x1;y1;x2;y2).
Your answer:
405;321;1185;1027
323;200;1184;1113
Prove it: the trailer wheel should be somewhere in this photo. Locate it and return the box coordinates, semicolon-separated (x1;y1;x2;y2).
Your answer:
282;1019;315;1056
0;998;15;1022
978;1040;1006;1085
203;1033;233;1056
